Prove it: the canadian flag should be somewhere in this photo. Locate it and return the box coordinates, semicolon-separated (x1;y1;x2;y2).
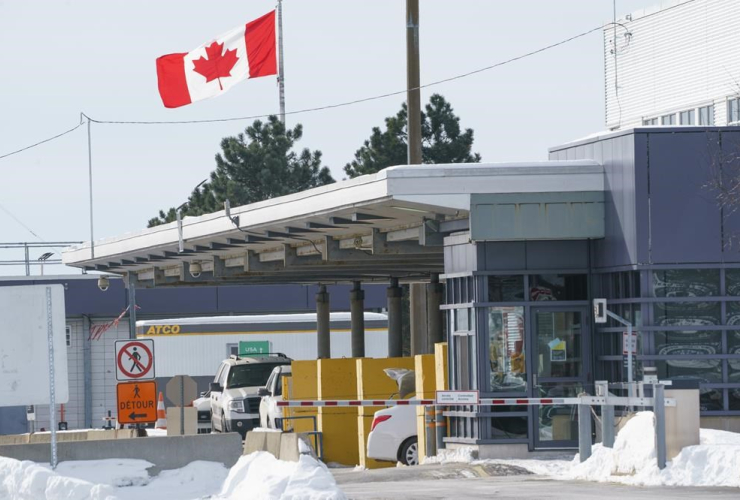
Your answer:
156;11;277;108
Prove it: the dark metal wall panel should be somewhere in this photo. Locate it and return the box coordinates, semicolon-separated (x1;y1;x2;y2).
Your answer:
719;130;740;262
216;285;309;313
0;279;388;318
634;133;651;263
0;407;26;435
553;133;639;269
648;131;723;263
524;240;589;270
137;287;219;315
481;241;526;271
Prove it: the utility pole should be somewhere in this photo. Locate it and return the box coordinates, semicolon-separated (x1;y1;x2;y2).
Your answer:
406;0;422;165
406;0;425;355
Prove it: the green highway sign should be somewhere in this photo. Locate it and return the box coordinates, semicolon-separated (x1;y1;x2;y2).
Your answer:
239;340;270;356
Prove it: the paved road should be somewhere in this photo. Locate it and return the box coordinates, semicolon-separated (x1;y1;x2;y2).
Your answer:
332;463;738;499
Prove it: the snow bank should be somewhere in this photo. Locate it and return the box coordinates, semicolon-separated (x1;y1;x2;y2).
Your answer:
0;452;344;499
217;451;345;500
53;459;152;487
422;446;476;465
0;457;115;500
113;461;228;500
491;411;740;488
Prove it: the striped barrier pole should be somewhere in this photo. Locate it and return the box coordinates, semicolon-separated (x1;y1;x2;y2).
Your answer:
275;396;674;407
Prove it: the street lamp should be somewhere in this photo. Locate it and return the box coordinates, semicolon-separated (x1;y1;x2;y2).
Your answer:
38;252;53;276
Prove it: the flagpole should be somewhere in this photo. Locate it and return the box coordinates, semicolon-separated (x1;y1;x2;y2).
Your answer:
277;0;286;123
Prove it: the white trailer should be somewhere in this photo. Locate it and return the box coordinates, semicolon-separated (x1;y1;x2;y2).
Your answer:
136;312;389;378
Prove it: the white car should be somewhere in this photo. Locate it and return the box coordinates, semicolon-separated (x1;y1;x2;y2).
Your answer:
210;354;291;438
258;365;292;429
193;391;212;434
366;404;418;465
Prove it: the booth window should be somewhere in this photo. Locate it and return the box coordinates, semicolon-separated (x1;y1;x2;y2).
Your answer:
529;274;587;301
488;307;526;393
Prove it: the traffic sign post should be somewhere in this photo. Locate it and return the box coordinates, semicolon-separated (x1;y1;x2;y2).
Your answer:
166;375;198;436
117;380;157;425
115;339;155;381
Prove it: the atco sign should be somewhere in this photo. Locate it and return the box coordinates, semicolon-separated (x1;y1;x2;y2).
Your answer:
115;339;155;381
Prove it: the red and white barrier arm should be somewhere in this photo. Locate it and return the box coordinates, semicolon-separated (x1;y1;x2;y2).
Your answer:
276;397;581;407
276;399;436;408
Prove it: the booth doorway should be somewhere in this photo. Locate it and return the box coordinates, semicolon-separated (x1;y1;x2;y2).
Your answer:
528;307;590;449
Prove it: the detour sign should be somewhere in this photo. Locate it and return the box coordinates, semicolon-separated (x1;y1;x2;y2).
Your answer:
117;380;157;424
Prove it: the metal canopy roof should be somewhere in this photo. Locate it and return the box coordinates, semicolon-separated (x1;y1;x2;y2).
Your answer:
62;161;603;287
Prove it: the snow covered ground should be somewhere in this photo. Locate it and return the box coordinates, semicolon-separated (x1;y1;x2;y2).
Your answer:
426;411;740;488
0;451;346;500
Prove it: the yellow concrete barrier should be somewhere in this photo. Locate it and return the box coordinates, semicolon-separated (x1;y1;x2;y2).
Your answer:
288;360;318;435
415;353;437;459
435;342;448;391
318;358;359;465
356;357;415;469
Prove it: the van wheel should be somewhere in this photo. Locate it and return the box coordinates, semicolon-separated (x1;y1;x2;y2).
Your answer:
398;437;418;466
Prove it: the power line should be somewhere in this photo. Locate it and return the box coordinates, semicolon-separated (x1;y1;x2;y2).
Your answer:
0;115;85;161
0;202;45;241
0;0;699;155
87;25;605;125
84;0;698;126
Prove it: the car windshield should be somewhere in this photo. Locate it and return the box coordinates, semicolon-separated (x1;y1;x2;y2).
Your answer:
226;363;286;389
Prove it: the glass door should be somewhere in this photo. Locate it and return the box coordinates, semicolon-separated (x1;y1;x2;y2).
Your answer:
529;307;590;449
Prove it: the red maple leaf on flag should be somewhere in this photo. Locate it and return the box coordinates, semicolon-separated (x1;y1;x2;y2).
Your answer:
192;41;239;90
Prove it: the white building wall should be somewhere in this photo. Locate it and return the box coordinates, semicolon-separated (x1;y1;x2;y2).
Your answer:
91;320;131;426
605;0;740;129
33;320;85;431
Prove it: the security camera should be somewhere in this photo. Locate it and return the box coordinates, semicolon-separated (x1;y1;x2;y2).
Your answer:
189;261;202;278
97;275;110;292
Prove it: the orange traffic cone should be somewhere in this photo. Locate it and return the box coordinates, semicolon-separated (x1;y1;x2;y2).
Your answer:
155;392;166;429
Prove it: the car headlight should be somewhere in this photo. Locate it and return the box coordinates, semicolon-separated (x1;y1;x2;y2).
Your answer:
229;399;245;413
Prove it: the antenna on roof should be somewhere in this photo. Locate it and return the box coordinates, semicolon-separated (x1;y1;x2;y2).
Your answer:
224;200;240;229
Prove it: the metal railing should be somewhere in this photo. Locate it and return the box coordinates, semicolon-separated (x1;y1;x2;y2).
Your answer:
0;242;82;276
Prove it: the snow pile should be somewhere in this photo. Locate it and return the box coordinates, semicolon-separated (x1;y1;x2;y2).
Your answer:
217;451;345;500
493;411;740;488
0;457;115;500
54;459;152;487
422;446;476;465
0;452;344;499
114;461;228;500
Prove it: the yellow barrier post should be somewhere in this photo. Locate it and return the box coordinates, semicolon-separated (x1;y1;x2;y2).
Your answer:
288;361;318;435
356;357;415;469
317;358;360;465
414;354;437;460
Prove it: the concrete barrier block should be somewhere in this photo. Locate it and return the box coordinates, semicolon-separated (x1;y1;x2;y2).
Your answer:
0;433;243;476
279;433;300;462
86;430;118;441
166;407;197;436
264;432;282;457
29;431;89;444
243;431;267;455
0;434;29;445
116;429;140;439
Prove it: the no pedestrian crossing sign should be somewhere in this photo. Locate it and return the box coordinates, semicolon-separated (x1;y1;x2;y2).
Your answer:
115;339;155;381
117;380;157;424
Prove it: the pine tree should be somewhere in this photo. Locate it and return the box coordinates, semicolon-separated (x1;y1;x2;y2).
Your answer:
148;116;334;227
344;94;481;178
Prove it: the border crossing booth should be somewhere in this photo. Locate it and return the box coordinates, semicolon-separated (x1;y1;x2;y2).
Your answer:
62;127;740;457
